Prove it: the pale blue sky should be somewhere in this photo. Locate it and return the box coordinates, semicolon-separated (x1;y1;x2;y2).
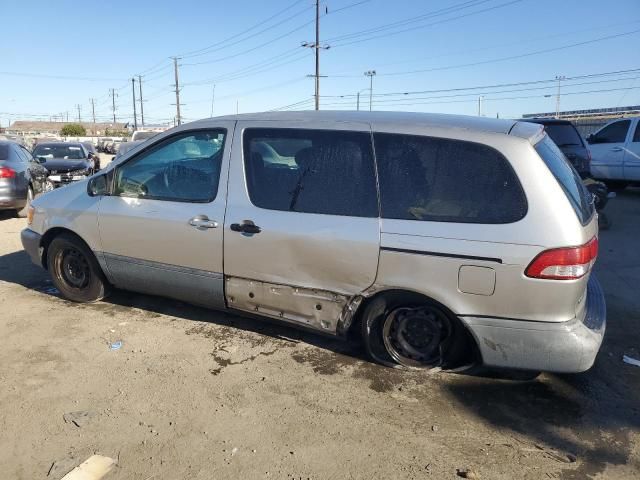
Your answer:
1;0;639;127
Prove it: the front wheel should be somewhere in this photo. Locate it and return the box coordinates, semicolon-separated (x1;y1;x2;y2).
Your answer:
47;234;111;302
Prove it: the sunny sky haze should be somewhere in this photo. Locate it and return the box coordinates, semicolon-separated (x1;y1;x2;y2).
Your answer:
1;0;639;127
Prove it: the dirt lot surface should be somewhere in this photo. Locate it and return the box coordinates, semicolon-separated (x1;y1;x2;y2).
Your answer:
0;189;639;480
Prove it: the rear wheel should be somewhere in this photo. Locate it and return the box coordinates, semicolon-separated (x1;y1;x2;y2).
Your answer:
16;186;33;218
361;292;471;370
47;233;110;302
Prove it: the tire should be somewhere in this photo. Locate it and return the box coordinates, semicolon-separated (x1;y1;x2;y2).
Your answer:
47;233;111;303
361;292;472;370
16;186;33;218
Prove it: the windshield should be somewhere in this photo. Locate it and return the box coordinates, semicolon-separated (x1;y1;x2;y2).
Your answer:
535;135;593;224
33;144;85;160
544;124;584;147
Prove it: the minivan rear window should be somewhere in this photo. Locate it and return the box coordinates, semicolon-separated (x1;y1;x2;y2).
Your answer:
535;135;594;224
543;123;584;147
374;133;527;224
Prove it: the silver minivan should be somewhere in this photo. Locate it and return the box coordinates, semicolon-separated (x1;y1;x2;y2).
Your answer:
21;111;606;373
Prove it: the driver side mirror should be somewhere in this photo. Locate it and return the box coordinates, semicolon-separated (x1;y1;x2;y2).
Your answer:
586;133;596;145
37;156;47;164
88;175;108;196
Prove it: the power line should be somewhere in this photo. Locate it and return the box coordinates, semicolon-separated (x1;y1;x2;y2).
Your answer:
321;68;640;99
179;0;308;59
329;29;640;78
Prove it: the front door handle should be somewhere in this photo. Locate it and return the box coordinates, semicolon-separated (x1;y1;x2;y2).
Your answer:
230;220;261;234
189;215;218;229
611;147;623;152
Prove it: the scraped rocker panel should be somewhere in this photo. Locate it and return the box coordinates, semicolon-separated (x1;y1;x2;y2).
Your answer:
100;252;225;309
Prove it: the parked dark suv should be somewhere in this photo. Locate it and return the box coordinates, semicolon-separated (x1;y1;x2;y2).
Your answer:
520;119;591;177
0;140;49;217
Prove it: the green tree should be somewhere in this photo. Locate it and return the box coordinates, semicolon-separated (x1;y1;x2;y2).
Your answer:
60;123;86;136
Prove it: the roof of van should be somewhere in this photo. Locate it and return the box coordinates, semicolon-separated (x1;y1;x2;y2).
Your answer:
190;110;543;141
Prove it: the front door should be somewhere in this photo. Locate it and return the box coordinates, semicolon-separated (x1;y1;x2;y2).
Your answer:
623;119;640;181
589;119;631;180
223;121;381;333
97;124;234;308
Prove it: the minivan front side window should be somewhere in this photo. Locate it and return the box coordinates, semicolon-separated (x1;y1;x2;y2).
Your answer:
592;120;631;144
113;130;226;202
374;133;527;224
243;128;378;217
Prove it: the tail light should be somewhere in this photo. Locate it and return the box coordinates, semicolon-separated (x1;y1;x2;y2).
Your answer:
0;167;16;178
525;237;598;280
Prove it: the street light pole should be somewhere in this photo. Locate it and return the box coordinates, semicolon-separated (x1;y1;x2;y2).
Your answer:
364;70;376;111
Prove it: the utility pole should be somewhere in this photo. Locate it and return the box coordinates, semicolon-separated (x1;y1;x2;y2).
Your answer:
301;0;329;110
76;104;82;123
555;75;565;119
210;84;216;117
66;111;69;122
109;88;117;123
364;70;376;111
172;57;182;125
138;75;145;128
131;77;138;131
90;98;97;138
478;95;484;116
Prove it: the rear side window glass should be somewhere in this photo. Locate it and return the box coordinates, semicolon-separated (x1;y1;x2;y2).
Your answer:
633;122;640;142
0;144;10;160
543;124;583;147
374;133;527;224
243;128;378;217
535;135;594;224
593;120;630;143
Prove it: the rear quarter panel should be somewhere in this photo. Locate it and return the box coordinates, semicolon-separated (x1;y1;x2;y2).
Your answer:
370;123;597;323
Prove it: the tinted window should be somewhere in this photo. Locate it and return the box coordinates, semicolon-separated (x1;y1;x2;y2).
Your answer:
114;130;225;202
20;146;35;162
13;145;29;163
243;128;378;217
374;133;526;224
634;122;640;142
535;135;593;224
543;124;583;147
0;144;9;161
593;120;630;143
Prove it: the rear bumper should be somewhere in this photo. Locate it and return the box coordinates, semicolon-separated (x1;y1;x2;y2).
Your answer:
460;275;606;373
0;179;21;210
21;228;43;267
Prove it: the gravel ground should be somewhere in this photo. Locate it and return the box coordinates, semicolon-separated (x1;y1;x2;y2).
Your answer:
0;187;638;479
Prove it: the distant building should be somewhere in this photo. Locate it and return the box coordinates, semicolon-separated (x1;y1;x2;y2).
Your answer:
523;105;640;136
6;121;128;136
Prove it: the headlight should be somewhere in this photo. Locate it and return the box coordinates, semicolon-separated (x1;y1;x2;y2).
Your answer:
72;168;93;176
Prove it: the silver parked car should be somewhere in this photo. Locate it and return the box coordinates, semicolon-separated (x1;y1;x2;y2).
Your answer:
21;112;605;373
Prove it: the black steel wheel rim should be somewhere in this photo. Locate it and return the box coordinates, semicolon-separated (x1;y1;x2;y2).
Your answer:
382;306;451;368
55;247;91;290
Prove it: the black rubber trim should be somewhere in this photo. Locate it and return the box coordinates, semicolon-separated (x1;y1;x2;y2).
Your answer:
381;246;502;264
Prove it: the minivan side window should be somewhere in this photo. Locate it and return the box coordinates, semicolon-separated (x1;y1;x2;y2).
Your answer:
113;130;226;202
374;133;527;224
243;128;378;217
593;120;630;144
